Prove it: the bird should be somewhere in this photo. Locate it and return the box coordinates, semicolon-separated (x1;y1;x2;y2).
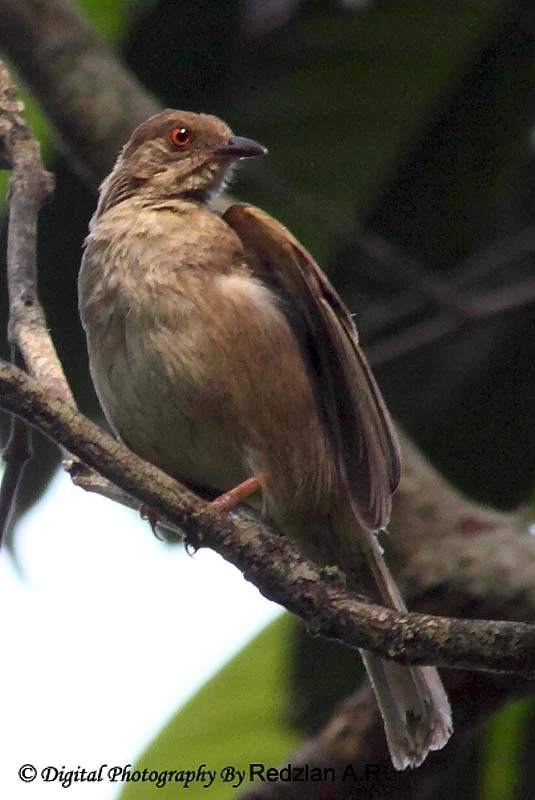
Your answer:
78;108;452;769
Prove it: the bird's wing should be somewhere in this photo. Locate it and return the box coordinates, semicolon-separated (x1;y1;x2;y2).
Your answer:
224;203;400;530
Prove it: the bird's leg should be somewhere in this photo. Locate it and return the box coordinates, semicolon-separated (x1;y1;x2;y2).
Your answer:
185;475;263;553
140;475;262;544
210;475;263;512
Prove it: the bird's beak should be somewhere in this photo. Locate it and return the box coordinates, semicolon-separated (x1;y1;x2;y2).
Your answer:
214;135;268;159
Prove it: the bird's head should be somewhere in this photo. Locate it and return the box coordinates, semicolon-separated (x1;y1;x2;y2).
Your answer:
96;109;267;217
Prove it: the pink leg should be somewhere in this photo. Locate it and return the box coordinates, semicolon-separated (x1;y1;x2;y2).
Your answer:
210;475;263;512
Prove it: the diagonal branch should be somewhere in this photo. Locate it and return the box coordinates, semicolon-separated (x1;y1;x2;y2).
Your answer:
0;357;534;676
367;276;535;366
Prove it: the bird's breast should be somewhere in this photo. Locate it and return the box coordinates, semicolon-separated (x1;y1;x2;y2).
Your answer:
78;201;335;513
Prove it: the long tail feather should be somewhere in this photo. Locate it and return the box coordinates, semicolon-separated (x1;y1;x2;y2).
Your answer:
340;506;452;769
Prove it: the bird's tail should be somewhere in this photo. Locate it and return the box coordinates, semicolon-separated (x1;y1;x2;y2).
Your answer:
359;650;451;769
335;506;452;769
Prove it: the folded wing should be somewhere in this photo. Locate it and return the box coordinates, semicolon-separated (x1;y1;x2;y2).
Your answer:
224;203;400;530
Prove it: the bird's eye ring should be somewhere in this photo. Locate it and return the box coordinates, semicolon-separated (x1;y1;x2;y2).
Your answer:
169;126;191;148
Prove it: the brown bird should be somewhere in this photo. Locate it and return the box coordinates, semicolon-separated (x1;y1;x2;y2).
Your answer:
78;109;452;769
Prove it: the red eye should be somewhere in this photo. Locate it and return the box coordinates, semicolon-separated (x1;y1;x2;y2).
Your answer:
169;126;191;148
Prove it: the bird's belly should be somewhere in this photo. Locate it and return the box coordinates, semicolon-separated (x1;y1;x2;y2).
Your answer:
88;312;249;494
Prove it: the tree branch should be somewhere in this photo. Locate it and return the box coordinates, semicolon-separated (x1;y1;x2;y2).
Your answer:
0;60;57;542
367;276;535;366
0;62;65;395
0;58;145;537
0;357;533;676
0;0;160;184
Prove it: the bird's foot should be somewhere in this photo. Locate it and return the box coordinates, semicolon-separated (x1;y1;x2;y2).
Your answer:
140;504;165;540
184;530;204;555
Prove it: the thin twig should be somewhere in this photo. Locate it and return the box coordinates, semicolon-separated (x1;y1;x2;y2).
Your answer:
0;348;32;543
255;160;535;356
0;66;68;401
363;223;535;345
367;276;535;365
0;61;57;541
0;60;135;540
251;164;463;312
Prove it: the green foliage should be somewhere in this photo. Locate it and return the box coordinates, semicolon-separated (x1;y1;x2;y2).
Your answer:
119;615;300;800
480;698;535;800
78;0;130;40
